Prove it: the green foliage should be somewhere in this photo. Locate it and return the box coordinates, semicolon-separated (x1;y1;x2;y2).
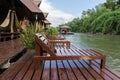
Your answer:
104;0;116;10
20;24;42;49
67;18;81;32
92;11;120;34
64;0;120;35
47;27;58;36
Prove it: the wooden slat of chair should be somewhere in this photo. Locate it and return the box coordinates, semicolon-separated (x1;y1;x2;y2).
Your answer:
79;49;92;56
83;49;101;56
70;48;86;56
49;40;70;48
60;49;68;56
64;49;75;56
66;49;81;56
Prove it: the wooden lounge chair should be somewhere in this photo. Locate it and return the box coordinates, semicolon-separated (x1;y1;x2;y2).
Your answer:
47;35;65;40
36;33;70;48
34;33;106;70
41;32;65;40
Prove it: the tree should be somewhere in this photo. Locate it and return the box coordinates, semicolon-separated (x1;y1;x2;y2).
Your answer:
64;0;120;34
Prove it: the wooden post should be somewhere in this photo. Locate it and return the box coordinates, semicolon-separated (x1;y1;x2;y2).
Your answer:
10;10;15;33
35;41;42;56
35;14;38;30
10;0;15;39
10;11;15;39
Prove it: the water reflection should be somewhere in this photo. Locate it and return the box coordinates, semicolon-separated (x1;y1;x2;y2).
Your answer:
64;33;120;72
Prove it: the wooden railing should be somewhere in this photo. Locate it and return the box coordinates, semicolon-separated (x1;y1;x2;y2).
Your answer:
0;32;20;42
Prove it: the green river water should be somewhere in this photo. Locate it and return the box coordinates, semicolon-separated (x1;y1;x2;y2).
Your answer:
64;33;120;72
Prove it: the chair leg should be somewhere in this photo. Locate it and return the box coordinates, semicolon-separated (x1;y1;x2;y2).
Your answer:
34;59;43;70
101;57;106;69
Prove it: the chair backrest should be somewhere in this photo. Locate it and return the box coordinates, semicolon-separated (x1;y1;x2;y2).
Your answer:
35;33;56;56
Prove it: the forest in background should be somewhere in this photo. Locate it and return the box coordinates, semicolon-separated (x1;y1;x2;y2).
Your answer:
61;0;120;34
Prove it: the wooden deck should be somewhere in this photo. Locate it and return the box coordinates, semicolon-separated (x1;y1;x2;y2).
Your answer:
0;39;26;69
0;39;120;80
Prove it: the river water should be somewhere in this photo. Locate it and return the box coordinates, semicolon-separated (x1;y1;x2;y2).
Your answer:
64;33;120;72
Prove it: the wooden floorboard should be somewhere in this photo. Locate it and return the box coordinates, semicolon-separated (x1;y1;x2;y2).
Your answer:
51;61;59;80
42;61;50;80
0;50;32;80
22;62;35;80
67;60;85;80
32;63;42;80
38;60;120;80
13;59;32;80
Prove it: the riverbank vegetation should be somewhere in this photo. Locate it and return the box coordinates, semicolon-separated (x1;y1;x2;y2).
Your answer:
65;0;120;35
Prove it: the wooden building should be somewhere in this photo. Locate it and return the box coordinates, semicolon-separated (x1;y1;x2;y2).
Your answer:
0;0;44;32
0;0;50;41
42;12;51;30
60;25;73;34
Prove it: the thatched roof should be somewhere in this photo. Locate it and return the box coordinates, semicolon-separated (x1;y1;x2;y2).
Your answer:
20;0;42;13
43;12;48;18
0;0;44;21
33;0;42;6
43;19;51;24
60;25;71;29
